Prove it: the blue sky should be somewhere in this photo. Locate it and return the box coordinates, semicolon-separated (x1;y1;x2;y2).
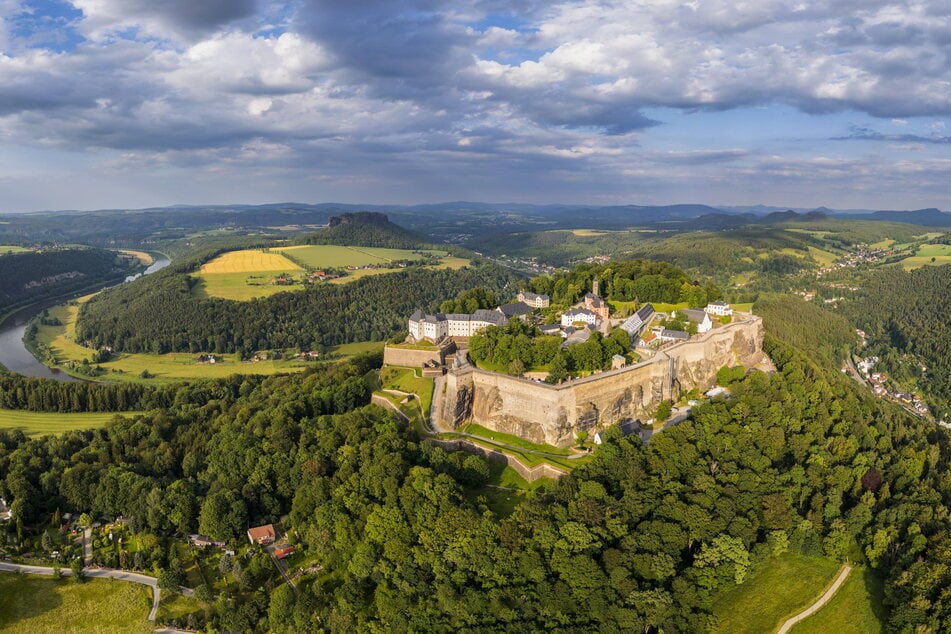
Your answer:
0;0;948;212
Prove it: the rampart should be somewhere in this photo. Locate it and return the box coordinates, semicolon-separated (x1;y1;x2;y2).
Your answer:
383;341;456;368
435;316;764;447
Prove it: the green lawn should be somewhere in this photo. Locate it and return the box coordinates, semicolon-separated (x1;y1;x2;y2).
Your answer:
0;572;152;633
790;567;885;634
380;366;435;414
711;553;841;634
0;409;141;437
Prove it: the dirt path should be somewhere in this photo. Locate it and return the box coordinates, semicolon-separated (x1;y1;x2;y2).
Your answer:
776;564;853;634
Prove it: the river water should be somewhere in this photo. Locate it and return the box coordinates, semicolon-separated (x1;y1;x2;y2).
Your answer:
0;254;170;382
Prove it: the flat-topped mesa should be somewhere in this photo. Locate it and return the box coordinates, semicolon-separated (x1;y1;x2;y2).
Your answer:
436;315;765;447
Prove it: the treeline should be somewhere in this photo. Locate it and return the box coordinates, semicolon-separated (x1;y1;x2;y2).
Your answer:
843;265;951;420
0;248;137;316
300;212;430;249
525;258;719;306
0;373;163;412
76;264;520;354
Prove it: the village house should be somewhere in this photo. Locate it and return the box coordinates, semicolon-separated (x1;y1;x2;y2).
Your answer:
704;301;733;316
247;524;276;545
517;291;551;309
679;308;713;334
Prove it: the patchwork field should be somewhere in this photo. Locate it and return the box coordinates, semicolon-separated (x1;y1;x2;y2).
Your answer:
194;245;470;300
195;249;304;300
0;409;141;437
900;243;951;270
32;297;313;384
0;573;152;633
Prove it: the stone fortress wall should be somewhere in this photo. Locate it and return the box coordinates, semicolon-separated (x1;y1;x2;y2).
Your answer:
435;315;764;447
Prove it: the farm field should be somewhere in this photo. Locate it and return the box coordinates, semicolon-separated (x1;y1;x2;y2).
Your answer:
195;245;469;300
195;249;304;300
0;573;152;633
790;567;885;634
0;245;30;255
117;250;154;266
711;553;841;634
899;243;951;270
0;409;141;437
32;297;313;384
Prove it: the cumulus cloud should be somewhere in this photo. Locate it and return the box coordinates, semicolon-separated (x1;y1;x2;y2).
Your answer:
73;0;258;40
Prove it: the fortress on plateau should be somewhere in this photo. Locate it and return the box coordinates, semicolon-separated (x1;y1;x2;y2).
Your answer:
429;315;764;447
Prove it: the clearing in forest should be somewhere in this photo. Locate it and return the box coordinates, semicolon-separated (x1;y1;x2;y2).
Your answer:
0;409;141;436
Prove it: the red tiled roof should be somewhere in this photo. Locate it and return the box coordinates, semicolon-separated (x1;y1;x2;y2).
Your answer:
247;524;275;543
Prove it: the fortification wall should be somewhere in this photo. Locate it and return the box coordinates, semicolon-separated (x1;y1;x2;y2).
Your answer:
382;342;455;368
428;438;569;481
436;317;764;447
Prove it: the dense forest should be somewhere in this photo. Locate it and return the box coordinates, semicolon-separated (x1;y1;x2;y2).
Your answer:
3;301;951;630
843;265;951;420
0;248;139;316
76;263;520;354
526;258;719;306
299;212;430;249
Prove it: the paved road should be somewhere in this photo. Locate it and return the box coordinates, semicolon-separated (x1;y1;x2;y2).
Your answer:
776;564;853;634
0;561;167;621
83;527;92;566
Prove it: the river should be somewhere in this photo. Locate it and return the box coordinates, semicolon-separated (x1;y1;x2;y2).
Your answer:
0;254;170;382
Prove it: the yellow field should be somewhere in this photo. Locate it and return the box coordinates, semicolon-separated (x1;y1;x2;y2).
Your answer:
199;249;302;274
118;250;154;266
33;296;313;384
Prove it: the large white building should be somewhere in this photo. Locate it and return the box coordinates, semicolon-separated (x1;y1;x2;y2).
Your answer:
680;308;713;334
561;308;599;328
704;301;733;316
517;291;550;309
409;308;508;342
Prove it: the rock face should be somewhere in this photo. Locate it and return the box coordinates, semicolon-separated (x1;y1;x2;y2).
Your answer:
436;316;764;447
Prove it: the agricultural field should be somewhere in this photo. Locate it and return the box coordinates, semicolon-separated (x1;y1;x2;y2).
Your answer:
32;297;313;384
711;553;842;634
0;573;152;633
0;409;140;437
899;243;951;270
790;567;885;634
0;245;30;255
194;245;469;300
117;250;154;266
195;249;304;300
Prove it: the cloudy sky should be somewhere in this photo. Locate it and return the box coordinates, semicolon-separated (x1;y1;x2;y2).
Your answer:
0;0;948;212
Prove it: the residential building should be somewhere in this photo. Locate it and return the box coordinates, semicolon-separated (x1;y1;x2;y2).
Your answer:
247;524;276;545
680;308;713;333
659;329;690;343
517;291;550;308
704;301;734;316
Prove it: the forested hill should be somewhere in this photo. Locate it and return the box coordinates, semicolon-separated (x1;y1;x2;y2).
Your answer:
0;248;138;316
3;296;951;630
76;262;520;354
300;212;431;249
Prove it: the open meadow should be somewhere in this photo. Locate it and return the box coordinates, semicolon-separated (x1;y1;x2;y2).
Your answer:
0;245;30;255
0;409;140;437
32;297;313;384
0;573;152;634
790;567;885;634
900;243;951;270
711;553;845;634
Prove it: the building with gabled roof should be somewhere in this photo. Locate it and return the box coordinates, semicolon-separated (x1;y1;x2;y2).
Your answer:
704;301;733;316
659;329;690;342
621;303;655;336
517;291;550;308
680;308;713;333
497;301;533;320
247;524;276;545
561;308;599;327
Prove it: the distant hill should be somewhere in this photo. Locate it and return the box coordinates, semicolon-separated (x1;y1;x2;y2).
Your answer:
300;212;432;249
850;208;951;227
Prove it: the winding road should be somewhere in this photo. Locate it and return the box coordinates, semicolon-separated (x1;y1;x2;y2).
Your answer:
0;561;196;622
776;564;853;634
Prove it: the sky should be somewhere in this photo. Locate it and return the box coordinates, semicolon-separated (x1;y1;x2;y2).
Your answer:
0;0;949;212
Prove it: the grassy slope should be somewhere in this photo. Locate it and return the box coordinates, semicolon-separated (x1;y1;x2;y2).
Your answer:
790;567;885;634
0;573;152;634
0;409;141;437
900;243;951;270
34;297;311;384
711;553;841;634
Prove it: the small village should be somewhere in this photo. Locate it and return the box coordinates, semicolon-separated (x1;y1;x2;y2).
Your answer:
851;345;931;418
